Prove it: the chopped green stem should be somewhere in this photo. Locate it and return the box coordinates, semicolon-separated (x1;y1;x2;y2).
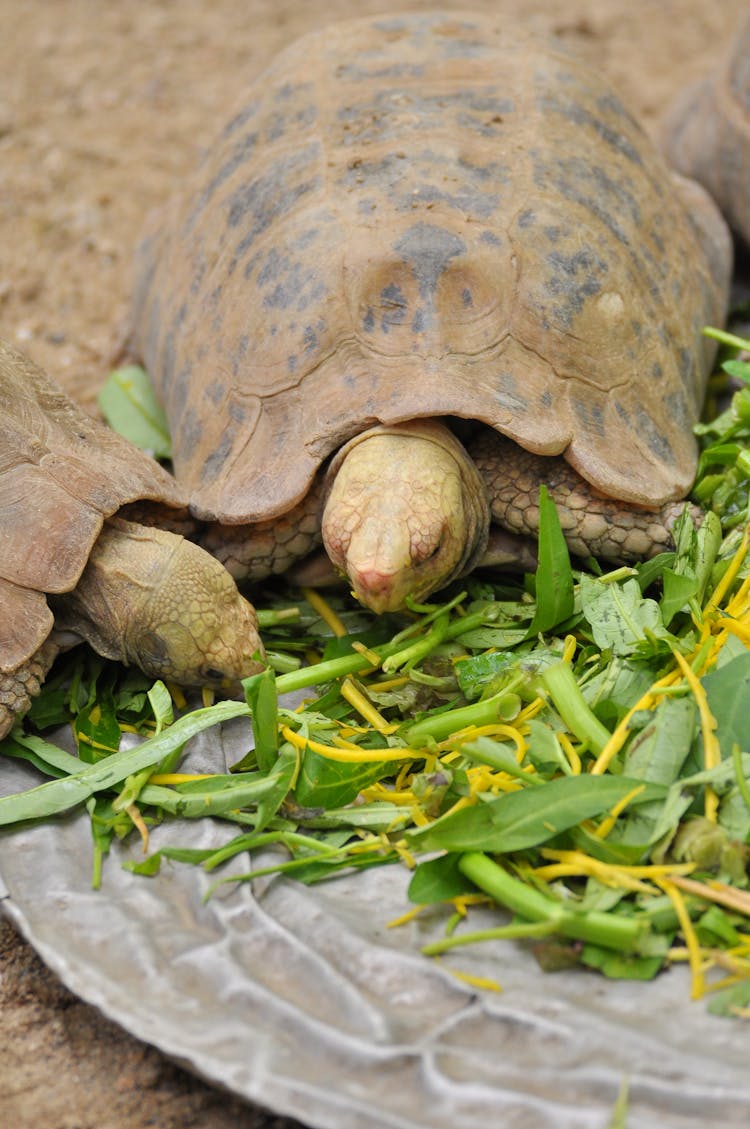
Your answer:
273;640;404;694
444;603;519;642
401;693;520;746
264;650;303;674
204;838;395;898
461;736;543;783
703;326;750;352
200;829;345;871
113;766;153;812
390;591;468;644
422;920;556;955
257;607;302;627
540;660;611;754
382;613;450;673
732;742;750;817
458;851;645;952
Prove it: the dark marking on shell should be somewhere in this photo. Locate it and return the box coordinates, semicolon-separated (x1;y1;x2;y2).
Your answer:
201;429;234;480
334;62;427;82
493;370;529;414
225;143;322;255
205;380;225;405
544;247;608;329
394;223;466;300
538;90;644;166
574;397;606;439
379;283;409;331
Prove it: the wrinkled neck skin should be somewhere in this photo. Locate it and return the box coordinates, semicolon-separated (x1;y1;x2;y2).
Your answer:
321;420;490;613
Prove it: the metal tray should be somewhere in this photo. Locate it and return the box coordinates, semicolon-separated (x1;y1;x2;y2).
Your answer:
2;716;749;1129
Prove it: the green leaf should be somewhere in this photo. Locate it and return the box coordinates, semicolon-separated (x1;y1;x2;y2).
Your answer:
527;485;575;635
147;680;174;733
240;667;279;772
98;365;172;458
408;853;476;904
579;574;670;656
72;692;122;762
702;651;750;758
721;359;750;383
659;568;699;624
707;978;750;1017
580;942;665;980
406;774;665;853
294;747;389;809
623;696;696;785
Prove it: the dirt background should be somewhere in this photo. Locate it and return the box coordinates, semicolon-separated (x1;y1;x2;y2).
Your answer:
0;2;747;1127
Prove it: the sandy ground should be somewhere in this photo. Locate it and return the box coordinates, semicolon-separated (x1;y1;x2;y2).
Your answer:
0;1;747;1126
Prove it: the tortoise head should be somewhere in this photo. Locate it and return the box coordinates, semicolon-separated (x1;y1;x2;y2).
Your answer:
321;421;490;613
64;520;265;690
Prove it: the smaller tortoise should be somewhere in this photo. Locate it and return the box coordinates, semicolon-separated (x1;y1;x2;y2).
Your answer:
0;340;264;741
131;13;732;614
662;15;750;246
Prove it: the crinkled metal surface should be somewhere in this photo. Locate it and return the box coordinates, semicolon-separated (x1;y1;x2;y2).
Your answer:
2;717;750;1129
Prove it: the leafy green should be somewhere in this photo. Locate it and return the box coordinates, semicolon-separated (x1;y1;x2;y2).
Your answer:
98;365;172;459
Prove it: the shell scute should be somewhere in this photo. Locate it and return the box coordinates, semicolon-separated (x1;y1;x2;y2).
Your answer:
0;339;187;668
132;11;731;523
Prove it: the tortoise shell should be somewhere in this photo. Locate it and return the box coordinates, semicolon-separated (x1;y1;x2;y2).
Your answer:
662;14;750;246
0;339;186;675
131;11;729;526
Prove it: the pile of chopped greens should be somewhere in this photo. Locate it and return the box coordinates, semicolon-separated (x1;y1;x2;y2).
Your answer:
4;327;750;1017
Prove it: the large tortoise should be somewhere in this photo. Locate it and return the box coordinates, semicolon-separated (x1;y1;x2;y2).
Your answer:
0;339;263;740
662;14;750;246
131;12;731;614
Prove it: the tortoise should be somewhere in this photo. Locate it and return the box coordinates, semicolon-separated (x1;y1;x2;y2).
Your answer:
130;11;732;615
0;339;264;740
662;14;750;246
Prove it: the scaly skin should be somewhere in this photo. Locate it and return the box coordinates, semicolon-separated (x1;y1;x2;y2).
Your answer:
0;638;59;741
52;518;265;690
469;428;699;562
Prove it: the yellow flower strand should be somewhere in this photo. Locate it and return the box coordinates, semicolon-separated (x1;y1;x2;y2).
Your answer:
670;647;721;821
387;904;427;928
557;731;582;774
340;678;398;733
535;849;695;895
281;725;414;764
300;587;349;637
437;963;502;993
591;670;678;775
658;878;706;1000
351;640;383;667
124;803;150;852
517;696;546;722
148;773;216;785
592;782;647;839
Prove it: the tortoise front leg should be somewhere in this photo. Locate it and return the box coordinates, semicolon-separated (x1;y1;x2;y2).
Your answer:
0;638;59;741
468;428;699;563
